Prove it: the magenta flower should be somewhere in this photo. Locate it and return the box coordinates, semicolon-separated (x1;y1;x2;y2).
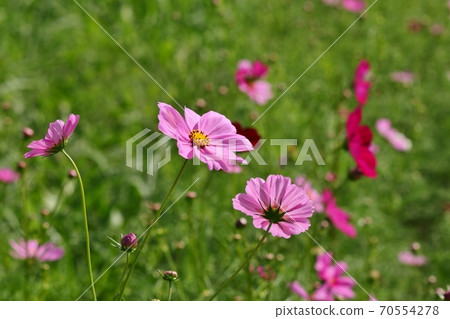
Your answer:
353;60;371;106
0;168;20;183
312;252;355;300
376;118;412;152
342;0;366;13
390;71;414;85
158;103;253;171
295;175;324;212
235;60;273;105
232;175;315;238
398;251;427;267
24;114;80;158
10;238;64;262
322;189;357;237
346;105;377;178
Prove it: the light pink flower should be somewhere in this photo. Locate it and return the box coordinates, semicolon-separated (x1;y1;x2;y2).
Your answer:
24;114;80;158
390;71;414;84
398;251;427;267
235;60;273;105
288;281;311;300
158;102;253;171
10;238;64;262
232;175;315;238
295;175;323;212
376;118;412;152
0;168;20;183
322;190;357;237
353;60;371;106
342;0;365;13
312;252;355;300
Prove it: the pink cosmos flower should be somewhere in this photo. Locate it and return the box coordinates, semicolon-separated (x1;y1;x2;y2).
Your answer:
390;71;414;85
24;114;80;158
312;252;355;300
322;189;357;237
0;168;20;183
376;118;412;152
232;175;315;238
342;0;366;13
346;105;377;178
290;253;356;301
295;175;324;212
10;238;64;262
158;103;253;171
353;60;371;106
398;251;427;267
235;60;273;105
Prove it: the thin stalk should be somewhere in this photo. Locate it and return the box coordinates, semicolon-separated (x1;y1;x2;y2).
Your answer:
62;150;97;301
209;223;272;300
113;252;130;300
118;159;188;300
168;282;173;301
20;170;28;239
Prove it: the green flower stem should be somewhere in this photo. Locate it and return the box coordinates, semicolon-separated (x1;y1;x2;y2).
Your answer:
20;170;28;239
209;223;272;301
118;159;188;300
113;251;130;300
62;150;97;301
168;281;173;301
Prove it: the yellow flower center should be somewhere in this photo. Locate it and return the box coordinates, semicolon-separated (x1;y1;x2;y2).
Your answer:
189;130;210;148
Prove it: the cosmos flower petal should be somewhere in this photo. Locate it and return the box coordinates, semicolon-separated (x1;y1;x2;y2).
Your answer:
289;281;310;300
157;102;185;140
62;114;80;138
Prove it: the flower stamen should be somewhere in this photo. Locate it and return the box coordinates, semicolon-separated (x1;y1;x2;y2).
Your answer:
189;129;210;148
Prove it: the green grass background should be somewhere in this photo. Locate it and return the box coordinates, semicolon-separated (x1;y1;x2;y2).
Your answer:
0;0;449;300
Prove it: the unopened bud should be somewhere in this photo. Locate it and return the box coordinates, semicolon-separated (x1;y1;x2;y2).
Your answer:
22;127;34;138
162;270;179;282
349;167;363;180
41;209;50;216
121;233;138;251
235;217;247;229
186;191;197;199
17;161;27;171
68;169;77;179
410;242;421;252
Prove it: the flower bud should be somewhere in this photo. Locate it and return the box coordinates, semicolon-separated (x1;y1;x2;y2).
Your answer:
68;169;77;179
349;167;363;180
22;127;34;138
186;191;197;199
162;270;179;282
41;209;50;216
121;233;138;251
410;242;421;252
17;161;27;171
235;217;247;229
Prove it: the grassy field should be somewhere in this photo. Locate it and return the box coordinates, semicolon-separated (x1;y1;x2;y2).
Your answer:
0;0;449;301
